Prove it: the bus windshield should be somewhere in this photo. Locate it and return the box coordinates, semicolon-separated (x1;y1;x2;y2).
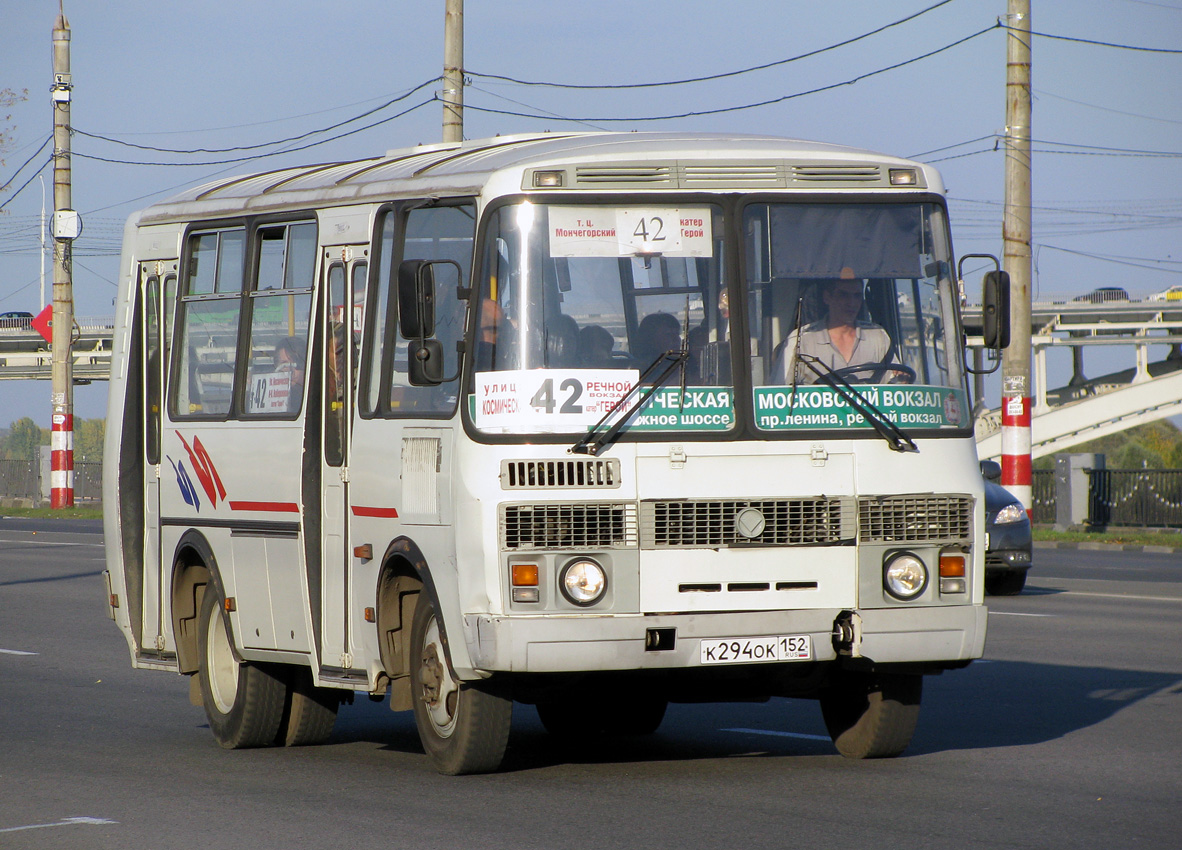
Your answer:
471;201;731;435
744;202;967;434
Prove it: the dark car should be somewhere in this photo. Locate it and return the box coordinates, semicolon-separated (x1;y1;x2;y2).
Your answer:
980;461;1032;595
0;310;34;329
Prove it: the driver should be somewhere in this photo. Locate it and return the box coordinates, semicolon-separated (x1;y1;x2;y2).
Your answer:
771;271;908;384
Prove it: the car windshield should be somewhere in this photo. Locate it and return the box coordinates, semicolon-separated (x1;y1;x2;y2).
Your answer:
470;202;731;435
743;202;968;433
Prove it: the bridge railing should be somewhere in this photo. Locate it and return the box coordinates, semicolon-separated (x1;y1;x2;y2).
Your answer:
0;458;103;503
1089;469;1182;529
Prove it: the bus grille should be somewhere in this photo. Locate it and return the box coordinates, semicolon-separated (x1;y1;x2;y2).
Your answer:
641;498;853;549
857;495;972;542
500;503;638;551
500;459;621;490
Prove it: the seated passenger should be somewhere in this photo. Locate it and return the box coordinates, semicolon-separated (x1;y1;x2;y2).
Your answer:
577;324;617;368
546;314;580;367
631;312;682;367
771;274;908;385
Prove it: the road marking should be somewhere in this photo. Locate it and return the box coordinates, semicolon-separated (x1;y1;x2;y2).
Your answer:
0;648;38;656
0;816;118;834
989;611;1056;618
0;536;104;548
723;728;831;742
1062;590;1181;603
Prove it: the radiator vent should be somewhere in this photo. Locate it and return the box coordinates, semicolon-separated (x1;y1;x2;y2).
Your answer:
501;459;621;490
641;498;853;549
500;502;638;551
858;495;973;543
681;164;784;187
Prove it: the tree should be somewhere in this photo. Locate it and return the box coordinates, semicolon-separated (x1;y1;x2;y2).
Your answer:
2;417;48;462
0;87;30;169
75;418;106;464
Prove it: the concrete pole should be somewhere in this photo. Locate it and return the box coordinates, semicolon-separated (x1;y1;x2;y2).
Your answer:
1000;0;1032;514
442;0;464;143
51;7;75;508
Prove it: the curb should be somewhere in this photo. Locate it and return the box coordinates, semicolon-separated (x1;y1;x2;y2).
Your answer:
1033;540;1182;554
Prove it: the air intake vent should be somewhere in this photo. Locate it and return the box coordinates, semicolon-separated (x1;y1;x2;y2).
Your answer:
858;495;972;543
575;165;676;186
501;503;638;551
682;164;785;187
501;459;621;490
792;165;881;183
641;498;853;549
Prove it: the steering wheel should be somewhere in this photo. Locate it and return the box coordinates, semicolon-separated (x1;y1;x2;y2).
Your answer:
826;362;916;384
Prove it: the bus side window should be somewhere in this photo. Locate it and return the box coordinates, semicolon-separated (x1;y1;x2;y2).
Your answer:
172;228;245;418
243;222;316;417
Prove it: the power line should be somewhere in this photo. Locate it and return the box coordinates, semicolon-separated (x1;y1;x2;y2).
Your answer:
1034;88;1182;126
71;98;436;167
464;26;997;124
468;0;962;89
71;78;441;155
0;135;52;192
1039;243;1182;275
0;155;51;212
1002;24;1182;53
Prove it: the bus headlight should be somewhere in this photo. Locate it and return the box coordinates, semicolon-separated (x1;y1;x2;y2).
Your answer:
883;552;928;600
559;558;607;607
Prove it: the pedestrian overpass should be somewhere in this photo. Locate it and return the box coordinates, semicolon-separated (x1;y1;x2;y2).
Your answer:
965;298;1182;460
5;301;1182;458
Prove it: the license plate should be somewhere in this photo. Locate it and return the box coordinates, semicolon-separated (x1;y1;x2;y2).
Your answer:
699;634;812;665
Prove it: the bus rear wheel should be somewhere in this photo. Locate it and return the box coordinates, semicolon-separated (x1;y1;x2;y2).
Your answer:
410;596;512;775
819;671;922;759
277;667;338;747
197;584;287;749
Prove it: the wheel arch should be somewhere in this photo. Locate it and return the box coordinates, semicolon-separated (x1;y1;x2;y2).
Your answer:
170;529;225;675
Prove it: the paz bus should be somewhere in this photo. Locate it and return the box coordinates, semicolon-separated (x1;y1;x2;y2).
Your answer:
103;132;1009;774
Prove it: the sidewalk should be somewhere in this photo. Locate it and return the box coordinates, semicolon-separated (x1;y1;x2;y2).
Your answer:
1034;540;1182;555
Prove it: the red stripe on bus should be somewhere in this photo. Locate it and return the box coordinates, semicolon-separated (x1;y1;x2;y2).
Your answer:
351;506;399;518
228;501;301;513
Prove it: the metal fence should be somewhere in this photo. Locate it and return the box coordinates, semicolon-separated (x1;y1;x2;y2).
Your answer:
1031;469;1056;525
1088;469;1182;529
0;458;103;503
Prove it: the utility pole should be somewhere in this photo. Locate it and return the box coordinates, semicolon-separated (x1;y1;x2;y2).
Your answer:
442;0;464;143
1001;0;1033;514
50;5;77;509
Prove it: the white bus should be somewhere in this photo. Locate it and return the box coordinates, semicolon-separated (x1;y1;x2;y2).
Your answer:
103;132;1009;774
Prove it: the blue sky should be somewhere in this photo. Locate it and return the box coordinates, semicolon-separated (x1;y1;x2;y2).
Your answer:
2;0;1180;424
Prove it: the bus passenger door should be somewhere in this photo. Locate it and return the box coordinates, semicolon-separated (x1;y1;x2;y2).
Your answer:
319;249;366;670
140;262;177;654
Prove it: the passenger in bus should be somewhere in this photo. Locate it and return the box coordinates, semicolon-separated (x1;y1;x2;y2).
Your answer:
577;324;616;368
274;336;307;411
632;312;682;368
474;299;513;371
546;314;580;367
771;273;909;385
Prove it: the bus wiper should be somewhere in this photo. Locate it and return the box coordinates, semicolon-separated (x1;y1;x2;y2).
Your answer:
797;354;919;454
570;349;688;456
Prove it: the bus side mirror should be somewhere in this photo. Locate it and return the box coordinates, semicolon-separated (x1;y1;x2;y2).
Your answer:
980;459;1001;482
408;338;445;385
398;260;436;339
982;270;1011;350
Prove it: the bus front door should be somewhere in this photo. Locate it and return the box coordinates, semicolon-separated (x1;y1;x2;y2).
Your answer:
318;252;366;672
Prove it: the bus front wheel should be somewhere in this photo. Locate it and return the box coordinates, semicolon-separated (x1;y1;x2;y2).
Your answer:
196;584;287;749
409;596;511;775
819;671;922;758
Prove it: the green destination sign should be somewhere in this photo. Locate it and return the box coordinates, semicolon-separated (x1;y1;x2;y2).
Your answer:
753;385;967;431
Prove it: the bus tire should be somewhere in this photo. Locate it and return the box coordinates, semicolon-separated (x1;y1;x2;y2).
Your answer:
605;694;668;736
277;667;338;747
819;671;922;759
410;595;511;775
986;570;1027;596
197;584;286;749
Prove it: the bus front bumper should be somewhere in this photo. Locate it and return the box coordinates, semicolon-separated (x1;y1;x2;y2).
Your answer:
461;604;986;677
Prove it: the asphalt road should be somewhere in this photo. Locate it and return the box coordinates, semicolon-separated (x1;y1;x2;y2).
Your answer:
1;519;1179;850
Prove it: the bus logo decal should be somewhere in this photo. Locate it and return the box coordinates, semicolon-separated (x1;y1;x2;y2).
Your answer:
166;456;202;512
174;432;227;510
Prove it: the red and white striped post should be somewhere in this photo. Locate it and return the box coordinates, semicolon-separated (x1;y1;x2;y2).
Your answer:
1000;392;1032;515
51;411;74;508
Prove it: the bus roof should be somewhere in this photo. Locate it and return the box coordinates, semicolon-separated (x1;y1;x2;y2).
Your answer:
135;132;942;224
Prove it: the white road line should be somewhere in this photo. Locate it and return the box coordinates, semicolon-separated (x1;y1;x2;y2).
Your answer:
722;728;831;742
0;816;118;833
1062;590;1182;603
0;648;38;656
989;611;1056;618
0;537;104;548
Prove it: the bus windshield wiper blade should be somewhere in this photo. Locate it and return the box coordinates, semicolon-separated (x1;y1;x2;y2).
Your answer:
570;350;688;456
798;355;918;453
